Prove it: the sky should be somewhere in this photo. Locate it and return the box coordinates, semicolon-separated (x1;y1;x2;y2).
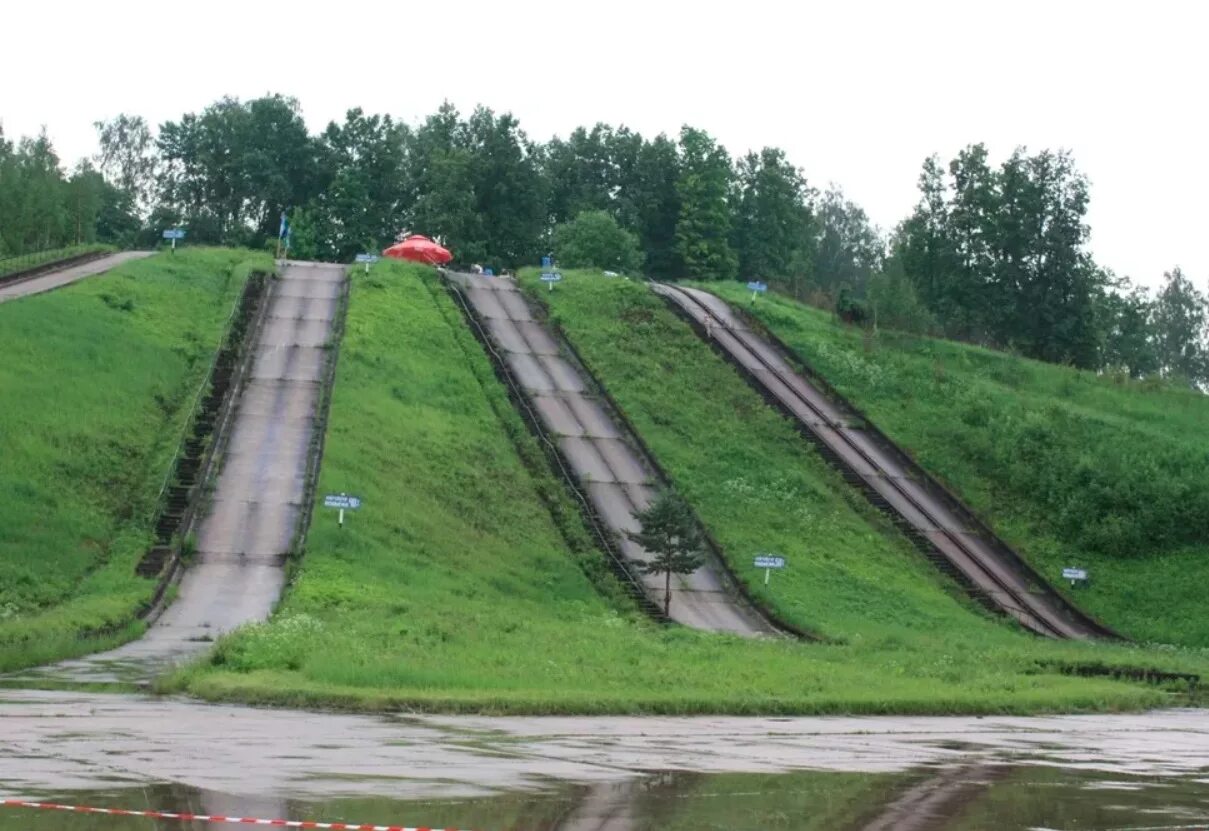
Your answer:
2;0;1205;288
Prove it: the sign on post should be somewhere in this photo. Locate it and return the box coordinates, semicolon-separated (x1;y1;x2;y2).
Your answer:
163;228;186;255
355;253;379;273
1062;567;1088;586
541;255;553;269
746;280;768;301
324;493;362;528
754;553;786;584
540;272;563;291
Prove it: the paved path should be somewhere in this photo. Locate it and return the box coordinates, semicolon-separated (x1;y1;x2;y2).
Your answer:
18;262;345;684
448;273;777;636
0;251;153;303
0;690;1205;800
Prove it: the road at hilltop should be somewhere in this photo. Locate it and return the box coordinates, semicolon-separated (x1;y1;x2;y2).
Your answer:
0;251;154;302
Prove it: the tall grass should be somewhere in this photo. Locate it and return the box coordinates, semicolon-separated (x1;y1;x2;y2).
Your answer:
0;248;272;669
173;263;1206;715
704;282;1209;646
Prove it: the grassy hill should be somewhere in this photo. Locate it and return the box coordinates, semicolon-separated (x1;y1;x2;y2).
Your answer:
702;282;1209;647
0;248;270;670
174;262;1204;714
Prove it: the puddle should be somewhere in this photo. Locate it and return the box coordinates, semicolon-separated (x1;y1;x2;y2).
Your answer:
2;767;1207;830
2;692;1208;829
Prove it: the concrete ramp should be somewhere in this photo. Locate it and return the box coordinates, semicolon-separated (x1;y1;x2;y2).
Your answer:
21;262;346;684
654;282;1117;640
446;272;776;637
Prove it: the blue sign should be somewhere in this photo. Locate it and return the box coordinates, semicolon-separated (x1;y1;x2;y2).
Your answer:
540;272;562;282
354;254;379;264
484;267;495;276
324;494;362;510
746;281;768;293
541;256;553;269
754;555;785;569
1062;567;1088;582
162;229;186;240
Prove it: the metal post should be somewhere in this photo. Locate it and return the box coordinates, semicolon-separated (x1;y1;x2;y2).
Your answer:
339;508;344;528
764;568;770;585
172;237;177;256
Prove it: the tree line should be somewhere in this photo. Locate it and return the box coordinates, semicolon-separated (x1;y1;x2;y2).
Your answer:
2;94;1205;386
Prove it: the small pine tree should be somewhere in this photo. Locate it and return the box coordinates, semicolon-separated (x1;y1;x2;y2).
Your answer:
626;491;705;617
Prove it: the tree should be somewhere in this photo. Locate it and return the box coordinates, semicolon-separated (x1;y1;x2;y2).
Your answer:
93;114;157;215
626;491;705;617
1152;267;1208;385
674;126;737;281
1096;275;1158;378
731;147;815;293
553;210;643;273
631;133;681;279
813;186;882;296
158;95;319;244
308;108;410;260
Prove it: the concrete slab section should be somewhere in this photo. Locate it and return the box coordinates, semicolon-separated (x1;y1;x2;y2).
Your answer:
532;395;584;436
540;354;588;393
560;436;617;483
516;319;562;354
506;352;556;392
251;345;327;381
565;396;621;438
594;438;650;484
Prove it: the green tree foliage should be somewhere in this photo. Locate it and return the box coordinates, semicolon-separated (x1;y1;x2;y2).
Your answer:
675;126;737;281
407;103;545;269
625;490;705;617
306;108;410;260
631;134;682;279
813;186;883;298
731;148;816;294
1096;275;1159;379
0;128;130;255
553;210;643;273
1152;267;1208;386
895;145;1108;368
94;114;157;215
158;95;318;244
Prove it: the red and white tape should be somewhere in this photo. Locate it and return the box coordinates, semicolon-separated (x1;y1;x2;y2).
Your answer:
0;799;476;831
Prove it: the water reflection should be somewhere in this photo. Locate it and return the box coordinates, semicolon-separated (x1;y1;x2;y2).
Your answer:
2;766;1206;830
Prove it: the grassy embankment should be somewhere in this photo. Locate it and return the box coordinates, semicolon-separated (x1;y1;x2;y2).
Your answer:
0;243;116;278
173;262;1202;714
704;281;1209;647
0;248;271;671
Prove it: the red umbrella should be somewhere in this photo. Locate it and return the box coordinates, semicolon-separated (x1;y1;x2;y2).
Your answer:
383;234;453;265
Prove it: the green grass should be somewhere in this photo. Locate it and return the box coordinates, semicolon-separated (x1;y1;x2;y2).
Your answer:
0;248;272;671
703;281;1209;646
0;243;116;278
172;262;1205;714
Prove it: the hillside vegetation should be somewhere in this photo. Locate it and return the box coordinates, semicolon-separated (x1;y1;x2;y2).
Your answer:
705;281;1209;646
0;248;270;670
171;262;1207;714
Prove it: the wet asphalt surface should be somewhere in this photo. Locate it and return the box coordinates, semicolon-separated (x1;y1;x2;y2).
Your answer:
447;272;773;636
0;252;154;303
16;262;345;685
0;691;1206;829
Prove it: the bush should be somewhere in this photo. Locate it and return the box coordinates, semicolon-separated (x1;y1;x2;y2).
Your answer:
553;210;643;274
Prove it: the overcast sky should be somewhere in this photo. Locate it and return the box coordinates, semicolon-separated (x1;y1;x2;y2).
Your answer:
3;0;1204;288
